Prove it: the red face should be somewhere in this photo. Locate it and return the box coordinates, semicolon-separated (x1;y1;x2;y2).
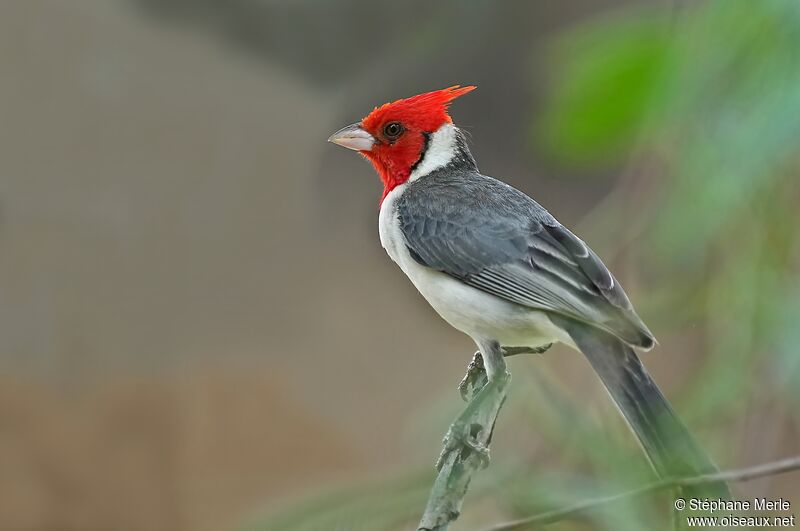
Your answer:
328;86;476;200
359;116;429;195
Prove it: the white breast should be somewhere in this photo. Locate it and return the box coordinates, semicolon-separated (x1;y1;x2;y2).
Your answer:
378;184;569;350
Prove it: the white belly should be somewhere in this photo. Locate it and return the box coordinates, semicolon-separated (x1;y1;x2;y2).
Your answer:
378;184;571;349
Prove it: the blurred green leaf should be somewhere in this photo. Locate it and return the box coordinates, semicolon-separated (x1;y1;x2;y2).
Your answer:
536;9;671;166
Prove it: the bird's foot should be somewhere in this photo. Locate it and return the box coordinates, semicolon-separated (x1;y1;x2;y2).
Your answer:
458;345;551;402
435;420;490;471
458;352;486;402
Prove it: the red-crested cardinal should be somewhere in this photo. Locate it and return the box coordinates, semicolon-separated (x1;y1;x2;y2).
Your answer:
328;86;728;498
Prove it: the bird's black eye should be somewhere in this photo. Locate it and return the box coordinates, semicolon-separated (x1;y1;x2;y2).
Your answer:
383;121;403;140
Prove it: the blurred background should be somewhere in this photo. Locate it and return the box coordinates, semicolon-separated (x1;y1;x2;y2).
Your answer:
1;0;798;529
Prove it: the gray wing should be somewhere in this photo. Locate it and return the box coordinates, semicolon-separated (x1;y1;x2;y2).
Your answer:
397;172;654;348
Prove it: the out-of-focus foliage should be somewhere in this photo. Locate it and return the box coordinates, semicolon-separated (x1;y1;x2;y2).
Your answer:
537;12;671;166
537;0;800;417
254;1;800;529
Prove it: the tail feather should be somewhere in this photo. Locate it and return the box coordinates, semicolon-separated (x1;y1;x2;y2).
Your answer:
554;317;730;499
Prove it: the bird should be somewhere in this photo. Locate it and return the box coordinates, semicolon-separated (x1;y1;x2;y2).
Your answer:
328;85;729;498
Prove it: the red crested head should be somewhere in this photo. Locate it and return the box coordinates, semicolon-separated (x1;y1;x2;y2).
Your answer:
328;86;476;200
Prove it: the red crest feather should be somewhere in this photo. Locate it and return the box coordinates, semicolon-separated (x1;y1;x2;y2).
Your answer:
361;85;476;133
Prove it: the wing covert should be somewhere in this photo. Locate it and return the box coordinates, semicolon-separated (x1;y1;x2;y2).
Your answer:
396;171;654;348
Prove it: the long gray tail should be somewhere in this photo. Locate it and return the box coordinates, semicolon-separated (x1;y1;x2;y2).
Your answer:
555;318;730;499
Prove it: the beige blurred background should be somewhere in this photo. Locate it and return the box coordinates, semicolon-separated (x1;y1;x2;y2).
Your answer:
1;1;797;530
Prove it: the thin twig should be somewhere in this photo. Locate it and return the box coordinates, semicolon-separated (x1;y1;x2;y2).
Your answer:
484;455;800;531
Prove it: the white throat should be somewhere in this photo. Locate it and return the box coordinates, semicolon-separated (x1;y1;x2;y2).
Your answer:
409;123;457;181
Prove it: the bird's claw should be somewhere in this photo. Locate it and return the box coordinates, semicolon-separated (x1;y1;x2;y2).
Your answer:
458;352;486;402
458;345;552;402
435;421;491;471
